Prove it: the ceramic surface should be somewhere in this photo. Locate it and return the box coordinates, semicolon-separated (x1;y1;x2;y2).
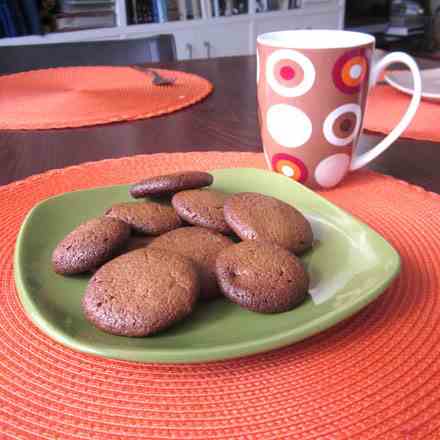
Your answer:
14;168;400;363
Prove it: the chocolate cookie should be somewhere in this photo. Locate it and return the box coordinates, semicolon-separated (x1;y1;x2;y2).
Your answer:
224;192;313;254
216;241;309;313
105;201;181;236
82;248;199;337
130;171;213;198
171;189;232;235
52;217;130;275
119;235;154;255
149;227;233;299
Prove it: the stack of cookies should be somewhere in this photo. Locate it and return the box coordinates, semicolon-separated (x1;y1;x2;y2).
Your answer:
52;171;313;337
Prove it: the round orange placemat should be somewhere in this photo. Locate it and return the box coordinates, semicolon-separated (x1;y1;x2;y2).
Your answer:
1;152;440;439
364;85;440;142
0;67;213;130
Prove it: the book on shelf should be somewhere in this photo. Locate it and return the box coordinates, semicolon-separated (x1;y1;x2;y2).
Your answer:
175;0;186;20
6;0;28;36
194;0;202;18
130;0;154;24
152;0;168;23
0;0;47;38
186;0;201;19
0;1;17;37
167;0;180;21
128;0;138;23
59;0;115;14
390;14;425;29
60;5;115;13
200;0;212;18
59;0;115;13
212;0;220;17
129;0;203;24
55;11;116;30
385;25;424;36
20;0;43;35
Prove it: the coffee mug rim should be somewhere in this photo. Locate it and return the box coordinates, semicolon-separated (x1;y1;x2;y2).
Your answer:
257;29;375;50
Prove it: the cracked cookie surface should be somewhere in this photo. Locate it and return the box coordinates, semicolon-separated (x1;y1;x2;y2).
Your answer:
149;227;234;300
215;241;309;313
82;248;199;336
52;217;130;275
172;189;232;235
106;200;181;236
224;192;313;255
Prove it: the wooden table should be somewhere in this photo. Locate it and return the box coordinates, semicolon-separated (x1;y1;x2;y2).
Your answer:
0;55;438;192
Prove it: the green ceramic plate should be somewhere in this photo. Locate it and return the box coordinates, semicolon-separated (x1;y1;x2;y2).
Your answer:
14;168;400;363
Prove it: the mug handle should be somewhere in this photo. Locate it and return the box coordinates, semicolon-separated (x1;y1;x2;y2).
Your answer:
350;52;422;171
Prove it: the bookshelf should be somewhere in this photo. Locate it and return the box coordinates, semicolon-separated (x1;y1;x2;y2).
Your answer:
0;0;345;60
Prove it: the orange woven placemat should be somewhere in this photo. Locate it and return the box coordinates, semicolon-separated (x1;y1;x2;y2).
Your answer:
364;84;440;142
1;152;440;439
0;67;213;130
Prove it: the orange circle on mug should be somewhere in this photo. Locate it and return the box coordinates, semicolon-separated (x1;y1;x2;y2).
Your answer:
341;56;367;87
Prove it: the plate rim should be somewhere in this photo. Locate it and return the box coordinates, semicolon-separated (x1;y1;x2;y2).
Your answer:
14;168;401;363
385;69;440;101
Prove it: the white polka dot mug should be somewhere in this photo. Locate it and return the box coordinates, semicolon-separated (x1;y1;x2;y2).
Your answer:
256;30;422;189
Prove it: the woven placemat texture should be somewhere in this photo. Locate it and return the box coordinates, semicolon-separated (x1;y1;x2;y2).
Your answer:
1;152;440;439
0;67;213;130
364;84;440;142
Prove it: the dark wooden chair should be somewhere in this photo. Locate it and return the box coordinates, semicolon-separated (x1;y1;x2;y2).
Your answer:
0;34;176;75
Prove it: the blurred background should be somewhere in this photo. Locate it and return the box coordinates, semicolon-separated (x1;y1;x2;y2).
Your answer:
0;1;439;61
